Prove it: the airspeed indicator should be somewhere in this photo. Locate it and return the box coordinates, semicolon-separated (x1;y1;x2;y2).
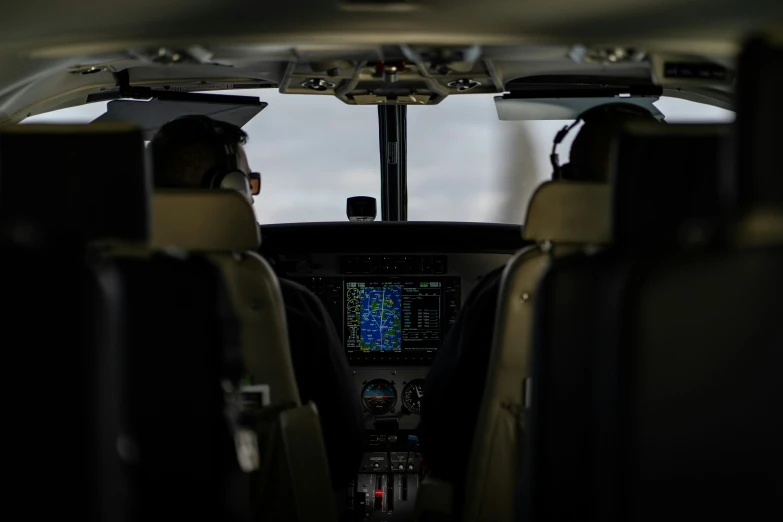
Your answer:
401;379;425;414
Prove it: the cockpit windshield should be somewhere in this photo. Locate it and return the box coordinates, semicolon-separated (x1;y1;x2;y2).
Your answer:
21;91;734;225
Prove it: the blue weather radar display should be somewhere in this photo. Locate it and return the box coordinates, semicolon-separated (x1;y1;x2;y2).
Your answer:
358;284;402;352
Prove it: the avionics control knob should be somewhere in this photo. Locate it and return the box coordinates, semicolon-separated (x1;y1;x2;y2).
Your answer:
373;462;379;469
399;464;404;470
408;464;414;470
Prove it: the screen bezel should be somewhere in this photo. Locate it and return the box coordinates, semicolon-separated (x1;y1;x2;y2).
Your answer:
343;275;460;366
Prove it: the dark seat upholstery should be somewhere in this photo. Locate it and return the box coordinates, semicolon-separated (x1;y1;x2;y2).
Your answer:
0;124;248;521
148;190;339;522
523;121;737;522
524;36;783;522
113;252;245;521
614;37;783;521
0;124;148;521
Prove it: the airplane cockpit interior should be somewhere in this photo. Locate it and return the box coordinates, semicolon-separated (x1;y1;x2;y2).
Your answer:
1;1;781;521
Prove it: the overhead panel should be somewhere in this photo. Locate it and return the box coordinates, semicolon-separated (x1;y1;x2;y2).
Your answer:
278;45;499;105
336;0;426;11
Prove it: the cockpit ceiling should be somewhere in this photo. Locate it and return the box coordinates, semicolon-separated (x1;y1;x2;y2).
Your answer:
0;0;779;120
1;0;781;54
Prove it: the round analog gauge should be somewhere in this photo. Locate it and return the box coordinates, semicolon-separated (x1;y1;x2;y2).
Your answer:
401;379;425;414
361;379;397;415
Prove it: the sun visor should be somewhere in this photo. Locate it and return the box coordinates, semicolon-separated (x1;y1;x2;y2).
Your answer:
494;96;664;121
90;93;267;140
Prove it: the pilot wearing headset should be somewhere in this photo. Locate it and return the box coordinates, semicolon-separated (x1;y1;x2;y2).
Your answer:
551;101;666;181
419;102;664;485
150;115;261;201
149;116;365;499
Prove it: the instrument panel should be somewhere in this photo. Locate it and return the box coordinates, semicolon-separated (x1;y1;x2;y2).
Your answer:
287;255;460;365
362;379;398;414
401;380;424;414
353;368;429;432
257;226;523;518
270;252;511;365
266;251;512;438
359;378;426;416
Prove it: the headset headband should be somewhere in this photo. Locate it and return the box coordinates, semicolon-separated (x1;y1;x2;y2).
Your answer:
167;115;257;203
549;102;662;180
174;115;239;185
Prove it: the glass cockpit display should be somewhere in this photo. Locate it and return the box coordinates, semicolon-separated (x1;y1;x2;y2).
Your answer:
288;273;460;364
349;282;404;352
344;278;459;361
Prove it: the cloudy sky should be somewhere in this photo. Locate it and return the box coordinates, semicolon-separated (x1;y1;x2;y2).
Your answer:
23;90;734;224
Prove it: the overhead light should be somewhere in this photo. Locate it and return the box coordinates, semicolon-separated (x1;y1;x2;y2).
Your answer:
447;78;481;92
570;45;646;64
153;47;187;64
301;78;335;91
69;65;107;75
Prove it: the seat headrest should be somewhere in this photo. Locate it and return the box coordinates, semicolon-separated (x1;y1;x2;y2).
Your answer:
611;122;730;246
151;189;260;252
734;37;783;213
0;123;150;244
523;181;611;245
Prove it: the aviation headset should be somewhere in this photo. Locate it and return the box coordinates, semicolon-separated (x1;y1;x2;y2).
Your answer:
174;115;258;203
549;102;663;180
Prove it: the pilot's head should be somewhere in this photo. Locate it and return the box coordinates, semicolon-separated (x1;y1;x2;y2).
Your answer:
149;115;260;203
556;103;662;182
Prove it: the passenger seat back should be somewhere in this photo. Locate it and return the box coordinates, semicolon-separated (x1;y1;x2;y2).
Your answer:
150;190;299;405
0;123;148;521
524;120;740;522
458;181;611;522
111;251;244;521
613;37;783;520
0;123;149;243
149;189;337;522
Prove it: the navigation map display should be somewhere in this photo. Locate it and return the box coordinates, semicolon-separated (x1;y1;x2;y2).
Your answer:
352;283;405;351
345;278;457;361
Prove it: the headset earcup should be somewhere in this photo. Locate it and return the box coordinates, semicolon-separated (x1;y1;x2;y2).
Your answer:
219;171;253;203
